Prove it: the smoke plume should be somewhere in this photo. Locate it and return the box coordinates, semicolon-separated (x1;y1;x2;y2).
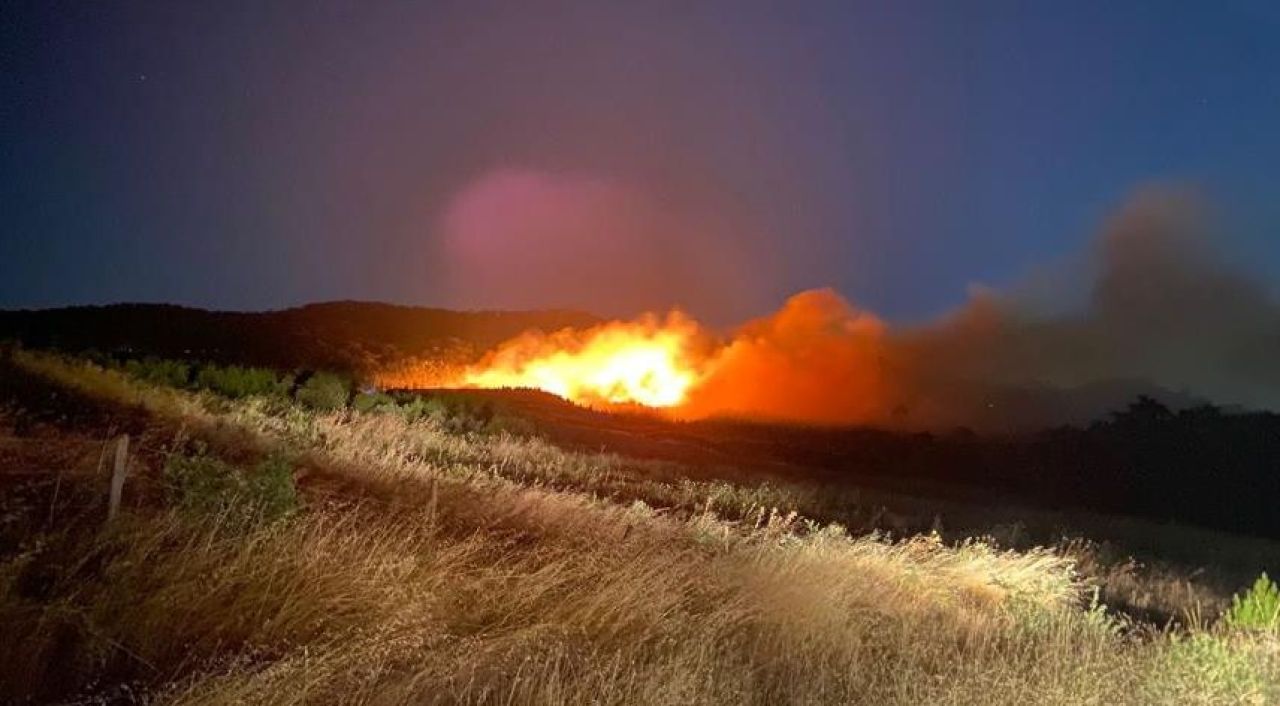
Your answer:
682;186;1280;428
442;184;1280;430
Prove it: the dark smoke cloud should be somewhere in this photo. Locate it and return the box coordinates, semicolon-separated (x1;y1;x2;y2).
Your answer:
885;186;1280;428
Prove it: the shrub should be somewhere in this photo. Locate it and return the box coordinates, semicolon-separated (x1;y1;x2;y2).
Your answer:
165;449;298;525
245;455;299;519
1224;573;1280;632
123;357;191;388
296;372;349;411
390;396;426;422
1151;633;1276;703
384;393;534;435
417;396;452;422
352;390;397;413
194;364;290;399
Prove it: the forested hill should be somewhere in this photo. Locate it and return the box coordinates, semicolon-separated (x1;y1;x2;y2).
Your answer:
0;302;599;372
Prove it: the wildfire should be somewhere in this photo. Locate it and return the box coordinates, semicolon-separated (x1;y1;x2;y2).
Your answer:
461;313;708;408
379;289;892;424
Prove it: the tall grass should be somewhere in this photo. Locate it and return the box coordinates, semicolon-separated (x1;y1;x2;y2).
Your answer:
4;350;1279;704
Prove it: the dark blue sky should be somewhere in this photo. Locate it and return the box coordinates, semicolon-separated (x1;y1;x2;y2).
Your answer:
4;1;1278;322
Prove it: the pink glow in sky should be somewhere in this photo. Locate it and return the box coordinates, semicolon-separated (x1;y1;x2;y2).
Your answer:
438;168;761;319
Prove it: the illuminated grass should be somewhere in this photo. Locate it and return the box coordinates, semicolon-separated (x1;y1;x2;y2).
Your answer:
4;350;1278;704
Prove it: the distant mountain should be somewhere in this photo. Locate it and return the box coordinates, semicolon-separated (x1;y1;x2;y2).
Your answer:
0;302;599;373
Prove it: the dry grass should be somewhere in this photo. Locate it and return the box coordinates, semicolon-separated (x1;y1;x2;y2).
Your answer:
2;351;1278;705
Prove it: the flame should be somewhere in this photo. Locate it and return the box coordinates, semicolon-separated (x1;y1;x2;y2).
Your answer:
379;289;894;424
461;313;708;408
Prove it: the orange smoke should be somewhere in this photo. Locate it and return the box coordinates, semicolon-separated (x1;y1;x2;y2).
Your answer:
680;289;892;423
436;289;895;424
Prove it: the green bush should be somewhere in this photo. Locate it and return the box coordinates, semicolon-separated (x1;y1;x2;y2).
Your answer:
296;372;349;411
165;449;298;525
419;397;453;422
384;393;535;436
385;396;438;423
194;364;290;399
1150;633;1275;703
352;390;396;413
1224;573;1280;632
245;455;299;519
422;396;492;434
123;357;191;388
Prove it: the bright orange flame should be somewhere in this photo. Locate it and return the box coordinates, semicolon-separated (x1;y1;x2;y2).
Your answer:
378;290;894;424
462;313;707;408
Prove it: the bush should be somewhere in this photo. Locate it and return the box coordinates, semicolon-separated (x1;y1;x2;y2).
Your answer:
165;449;298;525
123;357;191;388
418;395;493;434
296;372;349;411
383;392;535;436
1151;633;1276;703
194;364;290;399
1224;573;1280;632
352;390;397;413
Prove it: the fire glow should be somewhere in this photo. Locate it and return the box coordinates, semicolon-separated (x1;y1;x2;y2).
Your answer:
375;289;894;423
462;313;707;409
448;288;891;423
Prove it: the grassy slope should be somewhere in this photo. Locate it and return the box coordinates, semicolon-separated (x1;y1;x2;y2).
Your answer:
1;350;1277;705
394;389;1280;625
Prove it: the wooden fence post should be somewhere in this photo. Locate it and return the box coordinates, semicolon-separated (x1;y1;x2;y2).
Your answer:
428;478;439;529
108;434;130;522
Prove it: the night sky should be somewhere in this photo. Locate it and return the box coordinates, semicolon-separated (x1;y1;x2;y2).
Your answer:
4;1;1279;323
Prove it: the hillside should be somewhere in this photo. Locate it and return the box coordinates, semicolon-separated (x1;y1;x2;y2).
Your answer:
1;348;1276;704
0;302;599;373
397;388;1280;543
3;301;1277;541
